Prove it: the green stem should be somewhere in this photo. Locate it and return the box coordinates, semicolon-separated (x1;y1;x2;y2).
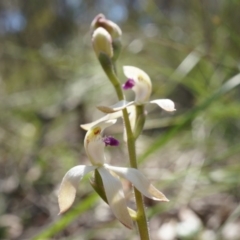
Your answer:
134;105;146;139
99;56;150;240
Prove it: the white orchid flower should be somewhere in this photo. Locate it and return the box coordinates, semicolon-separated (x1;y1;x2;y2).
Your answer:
97;66;176;113
58;119;168;229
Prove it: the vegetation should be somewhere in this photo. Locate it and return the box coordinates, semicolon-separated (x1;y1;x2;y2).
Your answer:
0;1;240;239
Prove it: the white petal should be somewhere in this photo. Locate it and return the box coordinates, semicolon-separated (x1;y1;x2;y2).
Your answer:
86;138;106;165
97;119;117;129
105;165;169;202
123;66;152;103
80;115;109;131
150;99;176;112
58;165;96;214
98;167;133;229
97;100;134;113
84;119;117;165
123;66;151;85
81;112;122;131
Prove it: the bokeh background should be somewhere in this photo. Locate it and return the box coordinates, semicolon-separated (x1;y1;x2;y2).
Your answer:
1;0;240;239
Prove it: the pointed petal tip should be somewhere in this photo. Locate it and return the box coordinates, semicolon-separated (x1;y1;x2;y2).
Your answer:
121;220;134;229
150;99;176;112
97;105;116;113
97;100;134;113
80;124;89;130
161;196;170;202
58;208;68;215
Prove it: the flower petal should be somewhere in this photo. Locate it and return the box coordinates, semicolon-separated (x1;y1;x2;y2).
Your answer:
97;100;134;113
86;138;106;165
97;119;117;129
84;119;117;165
98;167;133;229
123;66;151;86
58;165;96;214
150;99;176;112
81;112;122;131
105;165;169;202
123;66;152;103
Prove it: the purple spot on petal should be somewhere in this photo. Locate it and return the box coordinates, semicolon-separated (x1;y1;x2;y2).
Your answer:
122;79;135;90
103;136;119;147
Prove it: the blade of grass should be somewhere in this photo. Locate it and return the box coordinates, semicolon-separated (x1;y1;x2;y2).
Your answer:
172;47;203;81
139;73;240;163
32;193;98;240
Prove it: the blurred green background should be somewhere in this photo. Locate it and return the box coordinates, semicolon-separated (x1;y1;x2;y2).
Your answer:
1;1;240;239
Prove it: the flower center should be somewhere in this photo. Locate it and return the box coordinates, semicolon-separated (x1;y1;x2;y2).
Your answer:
122;79;135;90
103;136;119;146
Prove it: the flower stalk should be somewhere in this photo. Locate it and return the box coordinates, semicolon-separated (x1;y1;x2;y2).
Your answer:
92;20;152;234
95;27;151;236
90;14;174;240
57;14;173;240
106;65;151;240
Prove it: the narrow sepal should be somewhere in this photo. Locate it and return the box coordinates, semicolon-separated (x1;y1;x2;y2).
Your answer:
90;173;137;220
98;167;133;229
58;165;96;214
80;112;122;131
97;100;134;113
150;99;176;112
105;165;169;202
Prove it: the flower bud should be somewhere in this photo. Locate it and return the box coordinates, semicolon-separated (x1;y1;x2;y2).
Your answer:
91;14;122;40
92;27;113;58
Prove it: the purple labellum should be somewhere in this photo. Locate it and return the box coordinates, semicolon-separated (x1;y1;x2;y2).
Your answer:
122;79;135;90
103;136;119;146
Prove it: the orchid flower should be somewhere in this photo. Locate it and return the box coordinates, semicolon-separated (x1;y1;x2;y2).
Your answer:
97;66;176;114
58;119;168;229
